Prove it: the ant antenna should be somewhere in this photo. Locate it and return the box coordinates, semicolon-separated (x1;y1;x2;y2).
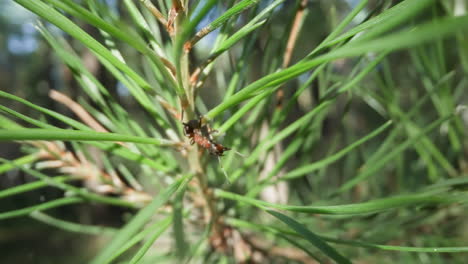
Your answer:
232;149;245;158
217;156;231;184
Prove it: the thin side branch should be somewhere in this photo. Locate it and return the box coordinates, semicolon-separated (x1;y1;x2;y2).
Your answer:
160;56;177;76
184;0;261;52
140;0;168;26
276;0;308;108
184;26;211;53
167;0;185;35
283;0;308;68
31;140;152;204
49;90;108;133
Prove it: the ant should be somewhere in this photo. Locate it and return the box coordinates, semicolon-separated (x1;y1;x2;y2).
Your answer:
181;112;242;182
182;117;231;156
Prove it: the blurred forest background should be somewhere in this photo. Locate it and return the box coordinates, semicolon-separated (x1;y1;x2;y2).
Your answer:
1;0;468;263
1;2;135;262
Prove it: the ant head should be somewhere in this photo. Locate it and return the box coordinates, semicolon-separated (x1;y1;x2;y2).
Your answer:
211;143;230;156
183;119;200;135
182;122;192;135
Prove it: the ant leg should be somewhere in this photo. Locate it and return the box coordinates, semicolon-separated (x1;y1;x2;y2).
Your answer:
198;116;202;128
217;156;230;184
233;149;245;157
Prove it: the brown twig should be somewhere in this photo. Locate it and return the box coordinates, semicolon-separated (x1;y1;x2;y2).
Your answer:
157;95;179;119
139;0;168;26
184;26;211;53
275;0;308;108
32;140;152;205
189;51;217;89
159;56;177;76
167;0;185;35
51;89;183;149
283;0;308;68
172;0;184;12
49;90;108;133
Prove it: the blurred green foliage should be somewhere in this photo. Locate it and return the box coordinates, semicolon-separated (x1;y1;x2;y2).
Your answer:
1;0;468;263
